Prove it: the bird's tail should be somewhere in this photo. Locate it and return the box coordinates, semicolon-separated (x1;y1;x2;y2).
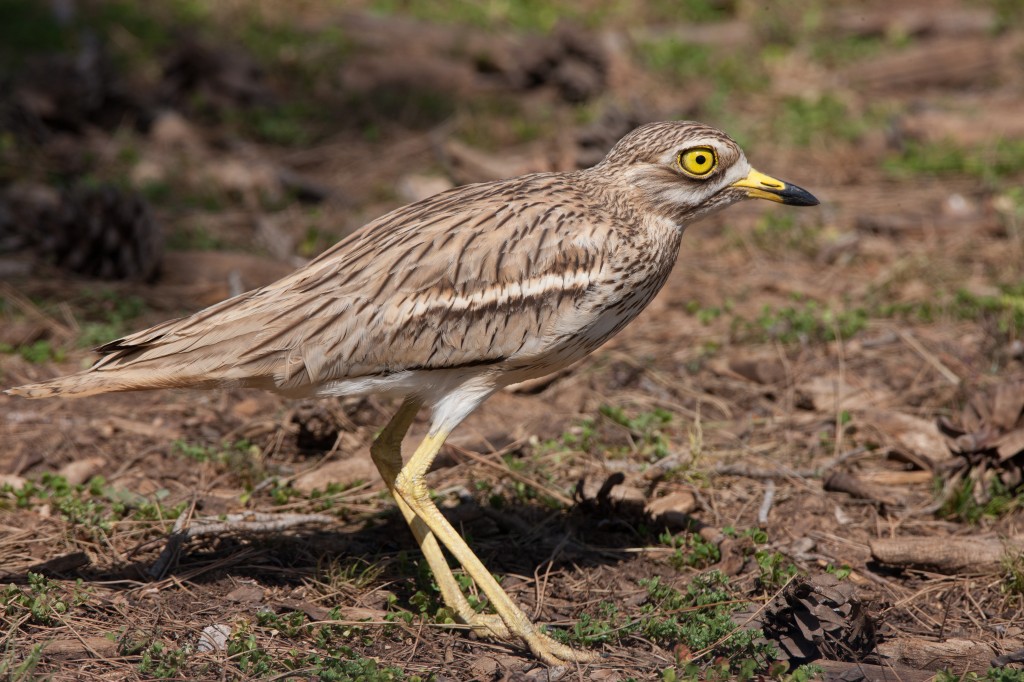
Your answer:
5;368;219;399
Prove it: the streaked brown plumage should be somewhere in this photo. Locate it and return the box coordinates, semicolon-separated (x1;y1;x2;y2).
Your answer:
7;121;818;664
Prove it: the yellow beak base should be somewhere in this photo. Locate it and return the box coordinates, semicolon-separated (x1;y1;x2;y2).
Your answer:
731;169;819;206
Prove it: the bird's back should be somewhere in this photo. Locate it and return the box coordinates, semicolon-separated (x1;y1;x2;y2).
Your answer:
9;170;646;399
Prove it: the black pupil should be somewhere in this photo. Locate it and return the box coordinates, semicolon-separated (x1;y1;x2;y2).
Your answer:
694;154;706;165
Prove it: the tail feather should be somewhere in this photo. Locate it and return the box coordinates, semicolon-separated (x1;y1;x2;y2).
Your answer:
6;369;221;399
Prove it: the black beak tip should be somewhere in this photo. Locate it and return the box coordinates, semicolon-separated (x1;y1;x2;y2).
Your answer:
782;183;819;207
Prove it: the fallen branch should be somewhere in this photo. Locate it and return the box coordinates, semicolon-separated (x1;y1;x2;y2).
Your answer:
877;636;1002;673
149;510;335;579
823;470;901;507
713;447;869;480
814;659;941;682
870;535;1024;572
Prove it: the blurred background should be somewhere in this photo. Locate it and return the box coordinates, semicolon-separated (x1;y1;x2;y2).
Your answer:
2;1;1024;679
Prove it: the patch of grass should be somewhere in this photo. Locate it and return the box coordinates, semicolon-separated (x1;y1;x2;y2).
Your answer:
2;572;89;626
662;530;721;570
558;416;598;452
754;551;799;591
370;0;568;31
685;299;729;325
554;572;775;674
166;222;226;250
600;404;674;461
229;101;323;148
825;563;852;580
649;0;734;23
138;641;193;679
0;0;205;72
865;281;1024;341
885;137;1024;182
454;95;557;151
0;0;72;64
300;650;420;681
75;289;146;348
1002;551;1024;596
399;561;493;626
313;558;384;597
680;663;826;682
0;641;43;682
773;95;865;147
0;339;65;364
635;38;765;94
749;210;821;257
265;478;367;512
237;21;352;83
562;601;624;645
809;34;889;67
939;477;1023;524
1;474;185;539
996;186;1024;235
346;86;458;132
992;0;1024;31
937;668;1024;682
297;219;339;259
732;297;868;344
951;286;1024;338
173;439;267;493
228;630;276;676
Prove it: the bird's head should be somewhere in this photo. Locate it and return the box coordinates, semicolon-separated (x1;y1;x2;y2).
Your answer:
597;121;818;224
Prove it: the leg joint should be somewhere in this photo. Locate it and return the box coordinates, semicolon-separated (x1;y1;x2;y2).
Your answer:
394;471;429;504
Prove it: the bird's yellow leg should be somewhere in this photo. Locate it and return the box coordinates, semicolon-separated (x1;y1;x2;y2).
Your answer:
369;400;509;639
393;428;598;665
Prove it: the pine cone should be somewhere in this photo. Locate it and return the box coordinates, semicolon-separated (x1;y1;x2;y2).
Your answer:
45;184;163;281
753;574;876;664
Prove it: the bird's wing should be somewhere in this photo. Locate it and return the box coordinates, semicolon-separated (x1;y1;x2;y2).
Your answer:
84;173;609;393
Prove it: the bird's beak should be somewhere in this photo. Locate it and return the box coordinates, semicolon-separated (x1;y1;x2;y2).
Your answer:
730;169;819;206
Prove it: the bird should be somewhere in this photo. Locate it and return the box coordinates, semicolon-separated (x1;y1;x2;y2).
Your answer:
7;121;819;665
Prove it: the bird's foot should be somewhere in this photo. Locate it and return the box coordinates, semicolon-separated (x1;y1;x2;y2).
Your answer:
459;612;511;640
520;627;601;666
460;612;599;665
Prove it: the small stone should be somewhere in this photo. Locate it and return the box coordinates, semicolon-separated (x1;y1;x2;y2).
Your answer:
197;624;231;653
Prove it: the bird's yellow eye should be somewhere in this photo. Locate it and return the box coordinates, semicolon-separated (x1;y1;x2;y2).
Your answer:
677;147;717;178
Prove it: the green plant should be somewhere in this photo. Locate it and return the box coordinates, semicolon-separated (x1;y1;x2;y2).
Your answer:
76;290;146;348
171;439;265;490
774;95;865;147
0;642;42;682
0;339;65;364
1;474;185;539
939;476;1022;524
1003;551;1024;596
228;631;275;677
937;667;1024;682
754;551;799;591
824;563;852;580
2;572;89;626
138;641;193;678
810;34;887;67
885;138;1024;183
562;601;623;645
661;531;721;570
553;572;775;674
599;404;674;460
749;211;821;257
635;38;764;93
732;298;868;344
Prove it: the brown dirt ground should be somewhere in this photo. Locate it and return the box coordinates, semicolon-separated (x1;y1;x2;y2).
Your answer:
2;0;1024;680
